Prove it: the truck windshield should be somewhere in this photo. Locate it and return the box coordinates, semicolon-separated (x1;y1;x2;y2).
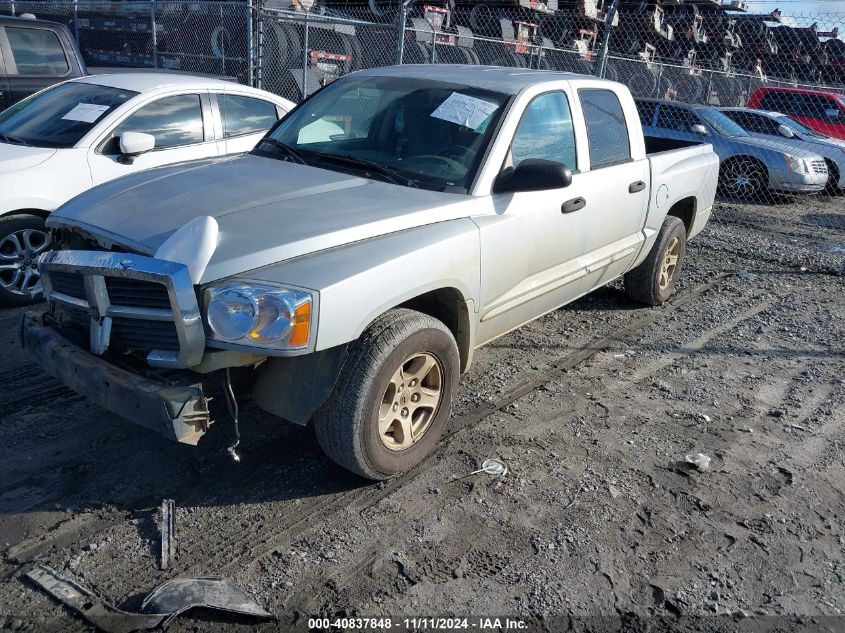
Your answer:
698;108;749;138
0;82;137;148
259;75;510;193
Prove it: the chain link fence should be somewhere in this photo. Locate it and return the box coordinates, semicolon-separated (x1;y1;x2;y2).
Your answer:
2;0;844;245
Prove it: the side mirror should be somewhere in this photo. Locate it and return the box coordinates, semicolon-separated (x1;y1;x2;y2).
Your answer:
493;158;573;194
777;124;795;138
690;124;709;136
117;132;155;164
825;108;840;120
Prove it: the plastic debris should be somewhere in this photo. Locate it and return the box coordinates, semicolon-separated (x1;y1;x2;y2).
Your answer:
26;564;273;633
160;499;175;571
684;453;711;472
470;459;508;477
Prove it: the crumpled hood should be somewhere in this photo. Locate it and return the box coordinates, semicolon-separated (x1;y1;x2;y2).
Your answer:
0;142;56;172
49;153;479;283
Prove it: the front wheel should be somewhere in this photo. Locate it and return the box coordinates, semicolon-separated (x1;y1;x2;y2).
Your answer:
624;216;687;306
314;308;459;480
0;214;52;308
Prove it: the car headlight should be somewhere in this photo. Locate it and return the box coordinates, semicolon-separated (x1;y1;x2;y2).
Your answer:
205;282;314;351
783;154;808;174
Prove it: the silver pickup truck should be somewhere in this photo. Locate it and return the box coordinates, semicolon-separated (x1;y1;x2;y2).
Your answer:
21;65;719;480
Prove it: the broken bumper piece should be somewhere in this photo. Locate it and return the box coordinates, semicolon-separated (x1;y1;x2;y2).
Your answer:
26;564;274;633
20;312;210;445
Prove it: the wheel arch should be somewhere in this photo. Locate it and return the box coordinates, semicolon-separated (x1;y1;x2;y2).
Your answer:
397;286;475;374
666;196;697;235
2;208;51;221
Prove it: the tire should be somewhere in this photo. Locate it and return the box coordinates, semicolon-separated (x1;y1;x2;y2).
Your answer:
624;217;687;307
314;308;460;480
0;214;51;308
718;156;767;199
824;159;842;196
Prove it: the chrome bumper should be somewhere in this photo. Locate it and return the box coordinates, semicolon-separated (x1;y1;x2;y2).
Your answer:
20;312;211;445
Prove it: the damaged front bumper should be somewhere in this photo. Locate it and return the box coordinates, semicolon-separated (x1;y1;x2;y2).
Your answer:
20;312;211;445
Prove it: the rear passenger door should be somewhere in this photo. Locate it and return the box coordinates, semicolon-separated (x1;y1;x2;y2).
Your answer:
575;87;650;289
0;24;73;104
215;93;284;155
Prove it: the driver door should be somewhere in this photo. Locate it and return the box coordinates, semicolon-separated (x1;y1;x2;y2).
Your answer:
473;90;591;345
88;92;219;186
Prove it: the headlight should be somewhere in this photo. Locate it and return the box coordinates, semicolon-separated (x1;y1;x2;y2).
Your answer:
205;282;314;351
783;154;808;174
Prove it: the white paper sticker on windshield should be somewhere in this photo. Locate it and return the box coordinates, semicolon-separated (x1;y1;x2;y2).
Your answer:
61;103;111;123
430;93;499;132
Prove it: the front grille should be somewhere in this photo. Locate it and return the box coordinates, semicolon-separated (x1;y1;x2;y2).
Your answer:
811;160;828;174
49;271;86;300
112;317;180;352
105;278;171;309
40;251;204;368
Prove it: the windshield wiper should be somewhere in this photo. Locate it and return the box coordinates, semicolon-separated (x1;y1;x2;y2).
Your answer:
311;152;420;188
256;138;308;164
0;133;31;146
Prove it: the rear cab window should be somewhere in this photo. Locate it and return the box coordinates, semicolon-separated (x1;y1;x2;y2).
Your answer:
578;88;631;169
3;26;69;75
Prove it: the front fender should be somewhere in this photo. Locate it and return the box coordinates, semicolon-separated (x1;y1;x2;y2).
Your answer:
247;218;481;352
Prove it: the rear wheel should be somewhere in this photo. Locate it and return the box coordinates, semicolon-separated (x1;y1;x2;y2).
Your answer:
0;214;52;308
314;308;459;480
624;216;687;306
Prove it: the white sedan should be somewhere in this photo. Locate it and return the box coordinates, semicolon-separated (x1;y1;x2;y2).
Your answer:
0;73;294;306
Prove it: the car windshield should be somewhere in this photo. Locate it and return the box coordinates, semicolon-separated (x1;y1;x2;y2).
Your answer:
0;81;137;148
698;108;749;138
774;114;825;138
257;75;511;193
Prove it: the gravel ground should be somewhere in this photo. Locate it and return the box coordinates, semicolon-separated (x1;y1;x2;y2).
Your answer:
0;195;843;632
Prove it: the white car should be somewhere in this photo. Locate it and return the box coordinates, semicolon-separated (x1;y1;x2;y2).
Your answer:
0;73;294;306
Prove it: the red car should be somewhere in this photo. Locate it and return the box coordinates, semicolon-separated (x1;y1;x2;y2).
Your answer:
748;86;845;141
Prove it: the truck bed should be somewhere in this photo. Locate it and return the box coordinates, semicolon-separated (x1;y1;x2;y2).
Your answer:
644;136;720;241
644;135;706;155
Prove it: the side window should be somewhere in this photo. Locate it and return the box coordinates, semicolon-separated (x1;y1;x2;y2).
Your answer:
113;94;204;150
656;105;699;131
795;94;839;119
579;89;631;169
754;114;782;134
219;94;279;138
636;100;657;126
5;27;69;76
732;112;771;134
510;91;577;170
759;91;793;114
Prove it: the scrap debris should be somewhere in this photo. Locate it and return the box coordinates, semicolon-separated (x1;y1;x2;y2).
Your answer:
160;499;175;570
470;458;508;477
25;564;273;633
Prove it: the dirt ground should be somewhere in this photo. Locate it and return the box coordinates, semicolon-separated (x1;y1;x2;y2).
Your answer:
0;195;843;632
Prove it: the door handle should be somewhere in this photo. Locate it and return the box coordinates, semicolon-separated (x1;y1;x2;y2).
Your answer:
561;197;586;214
629;180;646;193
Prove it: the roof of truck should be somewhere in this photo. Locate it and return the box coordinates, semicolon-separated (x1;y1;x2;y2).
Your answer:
354;65;617;94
